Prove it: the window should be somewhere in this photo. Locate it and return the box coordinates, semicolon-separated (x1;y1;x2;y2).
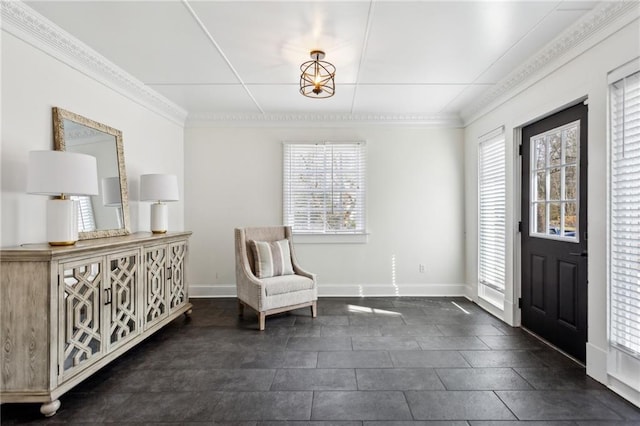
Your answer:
283;142;366;234
609;68;640;358
529;121;580;241
478;127;506;308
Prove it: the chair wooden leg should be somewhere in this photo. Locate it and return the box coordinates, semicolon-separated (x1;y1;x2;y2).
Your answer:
238;300;244;317
311;301;317;318
259;312;266;331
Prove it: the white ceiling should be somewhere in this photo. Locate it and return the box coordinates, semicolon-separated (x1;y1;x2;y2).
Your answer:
25;0;598;121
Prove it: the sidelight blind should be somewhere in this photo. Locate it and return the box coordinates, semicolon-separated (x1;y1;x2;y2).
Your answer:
478;127;506;303
609;69;640;358
283;142;366;234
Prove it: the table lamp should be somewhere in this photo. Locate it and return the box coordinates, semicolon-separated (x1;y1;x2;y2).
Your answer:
139;174;178;234
27;150;99;246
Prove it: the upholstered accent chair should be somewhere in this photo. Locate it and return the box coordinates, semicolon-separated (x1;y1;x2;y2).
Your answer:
234;226;317;330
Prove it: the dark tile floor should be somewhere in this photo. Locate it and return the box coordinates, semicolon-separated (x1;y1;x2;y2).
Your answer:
2;297;640;425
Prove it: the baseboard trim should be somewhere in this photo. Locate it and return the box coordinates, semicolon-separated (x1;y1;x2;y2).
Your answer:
189;283;468;298
587;342;608;384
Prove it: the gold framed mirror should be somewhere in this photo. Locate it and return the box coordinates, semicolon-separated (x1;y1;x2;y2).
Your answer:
53;107;130;239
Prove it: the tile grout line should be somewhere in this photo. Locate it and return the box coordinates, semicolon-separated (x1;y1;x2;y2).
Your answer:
492;389;521;421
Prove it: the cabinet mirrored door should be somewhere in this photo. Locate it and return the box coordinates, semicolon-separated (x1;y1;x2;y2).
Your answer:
168;242;187;311
58;257;104;381
144;245;168;328
106;250;141;351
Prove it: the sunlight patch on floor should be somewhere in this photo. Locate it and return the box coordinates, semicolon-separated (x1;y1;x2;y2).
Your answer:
451;301;471;314
347;304;402;316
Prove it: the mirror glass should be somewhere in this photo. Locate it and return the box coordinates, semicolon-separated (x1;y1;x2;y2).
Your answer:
53;107;130;239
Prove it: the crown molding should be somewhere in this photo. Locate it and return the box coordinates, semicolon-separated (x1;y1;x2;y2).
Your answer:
186;112;463;128
461;1;640;125
1;0;188;126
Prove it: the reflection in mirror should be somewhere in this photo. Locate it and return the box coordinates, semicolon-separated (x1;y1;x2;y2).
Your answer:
53;107;130;239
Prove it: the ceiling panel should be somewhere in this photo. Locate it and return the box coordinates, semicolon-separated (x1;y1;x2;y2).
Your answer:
439;84;495;114
475;8;595;84
352;84;468;115
189;1;369;84
26;1;238;84
360;1;560;84
249;84;356;114
148;84;261;114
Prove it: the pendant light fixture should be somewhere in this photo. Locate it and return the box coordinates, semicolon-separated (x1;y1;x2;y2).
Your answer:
300;50;335;98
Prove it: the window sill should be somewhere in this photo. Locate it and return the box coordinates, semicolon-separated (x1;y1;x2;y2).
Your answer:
292;233;369;244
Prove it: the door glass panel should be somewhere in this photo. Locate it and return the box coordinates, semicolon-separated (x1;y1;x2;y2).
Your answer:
565;202;577;237
530;120;580;241
565;165;577;199
549;132;562;166
550;168;561;200
534;138;547;169
549;203;561;234
536;171;546;201
535;203;546;234
565;128;578;164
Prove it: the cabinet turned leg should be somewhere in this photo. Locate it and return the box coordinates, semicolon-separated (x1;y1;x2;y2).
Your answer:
184;308;193;317
40;400;61;417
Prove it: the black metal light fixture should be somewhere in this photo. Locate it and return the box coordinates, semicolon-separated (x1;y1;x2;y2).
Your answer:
300;50;335;98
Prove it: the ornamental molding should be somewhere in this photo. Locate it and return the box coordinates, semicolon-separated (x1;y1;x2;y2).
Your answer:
1;0;188;126
186;112;463;128
461;1;640;125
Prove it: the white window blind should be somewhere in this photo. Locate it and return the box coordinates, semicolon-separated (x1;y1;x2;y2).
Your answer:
71;196;96;232
609;69;640;358
283;142;366;234
478;128;506;302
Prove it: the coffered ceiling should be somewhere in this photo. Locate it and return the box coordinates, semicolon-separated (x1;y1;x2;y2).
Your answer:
24;0;600;123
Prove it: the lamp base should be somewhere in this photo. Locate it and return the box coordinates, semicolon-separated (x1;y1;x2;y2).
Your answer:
47;198;78;246
150;203;168;234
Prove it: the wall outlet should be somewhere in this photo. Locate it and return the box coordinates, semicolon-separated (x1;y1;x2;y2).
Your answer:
419;264;425;273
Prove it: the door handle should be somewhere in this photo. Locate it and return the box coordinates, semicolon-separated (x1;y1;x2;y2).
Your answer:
569;251;588;257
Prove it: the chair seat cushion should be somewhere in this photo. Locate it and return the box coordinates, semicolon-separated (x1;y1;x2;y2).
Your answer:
263;274;314;297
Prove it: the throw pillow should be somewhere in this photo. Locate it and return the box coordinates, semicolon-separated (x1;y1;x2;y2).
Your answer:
250;239;294;278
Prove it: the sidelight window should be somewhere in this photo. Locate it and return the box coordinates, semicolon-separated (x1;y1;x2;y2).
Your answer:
609;68;640;359
478;127;506;309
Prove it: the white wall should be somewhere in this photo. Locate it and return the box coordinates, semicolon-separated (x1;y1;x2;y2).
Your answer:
185;125;465;297
1;32;185;247
463;17;640;404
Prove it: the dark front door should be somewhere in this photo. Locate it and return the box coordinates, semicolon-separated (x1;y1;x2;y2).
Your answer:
521;102;588;362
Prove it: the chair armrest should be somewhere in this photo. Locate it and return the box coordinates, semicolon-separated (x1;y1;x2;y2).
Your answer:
284;226;317;284
235;228;267;309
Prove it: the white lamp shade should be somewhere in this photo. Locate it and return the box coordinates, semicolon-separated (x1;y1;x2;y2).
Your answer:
139;174;179;202
27;150;99;196
101;176;122;206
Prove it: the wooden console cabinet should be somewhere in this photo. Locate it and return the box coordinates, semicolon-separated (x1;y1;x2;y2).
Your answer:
0;232;192;416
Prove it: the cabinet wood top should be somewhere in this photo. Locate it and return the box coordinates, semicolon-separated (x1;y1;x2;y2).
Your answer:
1;231;192;261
